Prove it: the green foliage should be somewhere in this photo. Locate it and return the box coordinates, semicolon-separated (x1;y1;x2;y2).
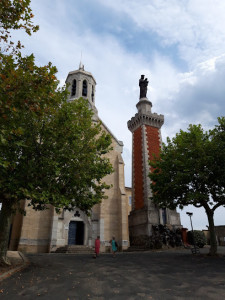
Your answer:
149;118;225;210
149;118;225;255
187;230;207;248
0;0;40;264
0;0;39;52
0;0;113;263
0;52;113;214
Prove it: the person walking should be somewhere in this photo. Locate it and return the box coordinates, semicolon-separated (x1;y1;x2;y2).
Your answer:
94;236;100;258
110;237;118;257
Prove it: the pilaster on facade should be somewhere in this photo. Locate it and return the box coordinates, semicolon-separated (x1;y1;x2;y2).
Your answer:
142;125;153;208
50;210;59;250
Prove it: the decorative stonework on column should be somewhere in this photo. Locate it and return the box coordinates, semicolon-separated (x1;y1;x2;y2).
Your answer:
128;75;180;244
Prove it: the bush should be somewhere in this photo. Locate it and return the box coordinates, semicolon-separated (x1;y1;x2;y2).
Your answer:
187;230;207;248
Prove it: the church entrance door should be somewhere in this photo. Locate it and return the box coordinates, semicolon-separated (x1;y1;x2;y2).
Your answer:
68;221;84;245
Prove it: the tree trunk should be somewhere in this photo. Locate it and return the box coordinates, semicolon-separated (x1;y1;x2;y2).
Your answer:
206;210;217;256
0;201;12;265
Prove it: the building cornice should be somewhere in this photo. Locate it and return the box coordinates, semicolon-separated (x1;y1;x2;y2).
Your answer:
127;112;164;132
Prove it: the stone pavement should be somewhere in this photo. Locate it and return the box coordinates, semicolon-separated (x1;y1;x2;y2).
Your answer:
0;251;29;282
0;247;225;299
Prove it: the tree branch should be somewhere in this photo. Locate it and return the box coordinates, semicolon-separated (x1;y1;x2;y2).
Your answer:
212;201;225;212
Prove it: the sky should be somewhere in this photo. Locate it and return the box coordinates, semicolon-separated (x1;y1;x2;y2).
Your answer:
12;0;225;231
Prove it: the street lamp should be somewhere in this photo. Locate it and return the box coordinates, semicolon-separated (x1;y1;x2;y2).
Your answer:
186;212;198;254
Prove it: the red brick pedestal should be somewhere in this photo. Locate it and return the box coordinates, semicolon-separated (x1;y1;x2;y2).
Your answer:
128;88;181;245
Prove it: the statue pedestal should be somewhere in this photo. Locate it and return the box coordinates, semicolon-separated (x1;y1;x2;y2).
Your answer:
129;207;160;239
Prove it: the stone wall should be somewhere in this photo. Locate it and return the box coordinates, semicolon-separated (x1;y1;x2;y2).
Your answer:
16;203;53;253
130;224;183;249
215;226;225;246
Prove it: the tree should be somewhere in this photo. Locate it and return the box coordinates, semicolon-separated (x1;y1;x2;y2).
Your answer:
0;0;113;266
149;117;225;256
0;54;113;265
187;230;207;248
0;0;39;52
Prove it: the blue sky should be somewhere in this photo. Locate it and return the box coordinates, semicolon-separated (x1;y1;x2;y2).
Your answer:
13;0;225;230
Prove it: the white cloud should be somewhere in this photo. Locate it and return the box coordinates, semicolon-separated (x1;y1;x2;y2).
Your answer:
98;0;225;65
155;54;225;141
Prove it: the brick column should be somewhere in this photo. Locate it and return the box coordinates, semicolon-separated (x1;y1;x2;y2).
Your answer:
128;98;164;212
127;96;164;240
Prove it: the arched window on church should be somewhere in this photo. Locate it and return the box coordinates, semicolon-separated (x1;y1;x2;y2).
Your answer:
71;79;76;96
82;80;87;97
91;85;94;102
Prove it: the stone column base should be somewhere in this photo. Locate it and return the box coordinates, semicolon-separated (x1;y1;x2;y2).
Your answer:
129;207;160;246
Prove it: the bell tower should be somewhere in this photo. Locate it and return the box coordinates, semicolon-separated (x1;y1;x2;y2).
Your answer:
127;75;181;245
65;62;98;116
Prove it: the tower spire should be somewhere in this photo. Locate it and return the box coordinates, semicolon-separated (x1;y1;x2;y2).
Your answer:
79;51;84;70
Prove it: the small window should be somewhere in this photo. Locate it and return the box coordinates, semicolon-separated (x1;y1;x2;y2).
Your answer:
71;79;76;96
82;80;87;97
129;196;132;206
91;85;94;102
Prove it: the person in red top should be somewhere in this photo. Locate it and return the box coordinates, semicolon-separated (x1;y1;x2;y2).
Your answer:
95;236;100;257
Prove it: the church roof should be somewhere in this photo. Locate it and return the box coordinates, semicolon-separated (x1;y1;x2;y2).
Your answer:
99;117;124;148
66;66;97;84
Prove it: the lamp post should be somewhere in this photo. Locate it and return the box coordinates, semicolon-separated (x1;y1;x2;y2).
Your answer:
186;212;198;254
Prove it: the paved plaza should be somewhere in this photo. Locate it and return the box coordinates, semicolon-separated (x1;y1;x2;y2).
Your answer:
0;247;225;300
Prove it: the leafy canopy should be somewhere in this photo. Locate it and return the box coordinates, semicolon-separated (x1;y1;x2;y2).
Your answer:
149;117;225;212
0;53;113;214
0;0;114;264
0;0;39;52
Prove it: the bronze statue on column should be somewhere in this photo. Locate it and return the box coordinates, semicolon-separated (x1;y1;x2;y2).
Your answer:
139;75;148;98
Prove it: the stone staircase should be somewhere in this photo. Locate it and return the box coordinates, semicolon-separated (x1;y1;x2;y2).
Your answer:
125;246;151;252
53;245;94;254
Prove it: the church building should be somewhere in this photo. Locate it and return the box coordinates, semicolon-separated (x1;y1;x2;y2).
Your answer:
8;64;131;253
8;68;181;253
